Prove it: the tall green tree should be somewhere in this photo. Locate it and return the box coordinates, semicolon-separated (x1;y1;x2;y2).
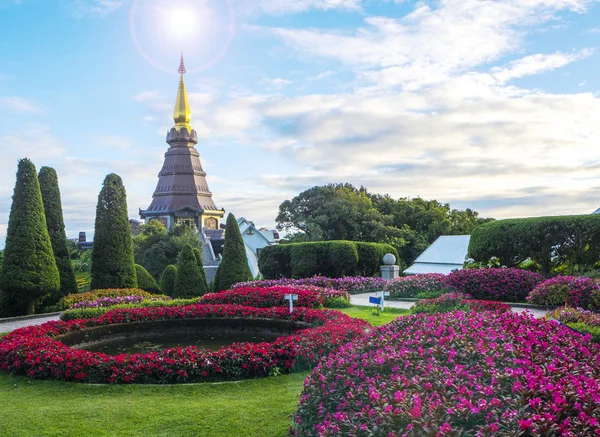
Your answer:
173;244;205;297
38;166;77;304
0;159;60;316
192;247;209;293
159;264;177;296
91;174;137;290
213;213;253;291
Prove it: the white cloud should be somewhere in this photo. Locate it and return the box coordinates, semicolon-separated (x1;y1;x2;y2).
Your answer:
490;50;593;83
235;0;362;15
260;77;293;90
0;96;41;113
70;0;124;17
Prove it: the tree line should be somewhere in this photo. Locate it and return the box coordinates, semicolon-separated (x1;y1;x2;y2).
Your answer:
276;183;493;268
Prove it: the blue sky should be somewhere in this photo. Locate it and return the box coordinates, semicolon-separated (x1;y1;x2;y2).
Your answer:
0;0;599;247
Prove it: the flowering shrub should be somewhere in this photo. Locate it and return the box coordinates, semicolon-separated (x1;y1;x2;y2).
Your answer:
411;292;511;314
69;295;170;310
290;311;600;436
548;306;600;327
384;274;454;298
0;305;369;384
62;289;166;308
445;268;545;302
527;276;600;310
233;276;386;295
61;298;200;321
200;286;326;309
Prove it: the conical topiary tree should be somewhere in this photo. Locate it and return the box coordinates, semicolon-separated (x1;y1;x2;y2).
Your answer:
213;213;253;292
192;247;209;294
38;166;77;305
159;264;177;296
173;244;205;298
135;264;160;293
0;159;60;316
91;174;137;290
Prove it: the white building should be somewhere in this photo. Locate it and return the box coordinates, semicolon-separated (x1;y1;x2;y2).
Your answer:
237;217;279;278
404;235;471;275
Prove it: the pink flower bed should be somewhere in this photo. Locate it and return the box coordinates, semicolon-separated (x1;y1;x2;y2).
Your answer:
233;276;386;294
384;273;454;298
548;306;600;327
527;276;600;310
411;292;511;314
200;286;326;308
290;311;600;436
445;268;545;302
0;305;369;384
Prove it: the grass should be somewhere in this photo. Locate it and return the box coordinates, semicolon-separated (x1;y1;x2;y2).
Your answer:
0;305;408;436
338;305;409;326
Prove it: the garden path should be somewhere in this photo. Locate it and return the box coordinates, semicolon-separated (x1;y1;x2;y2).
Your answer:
0;314;61;333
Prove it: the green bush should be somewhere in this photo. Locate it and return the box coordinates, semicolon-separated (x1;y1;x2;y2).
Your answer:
0;159;60;316
567;322;600;343
415;290;448;299
469;215;600;274
192;247;209;294
257;245;291;279
91;174;137;289
173;244;206;298
135;264;160;293
159;264;177;296
38;166;77;305
259;241;397;279
213;213;253;291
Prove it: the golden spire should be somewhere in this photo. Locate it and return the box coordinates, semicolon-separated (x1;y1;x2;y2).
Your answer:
173;53;192;132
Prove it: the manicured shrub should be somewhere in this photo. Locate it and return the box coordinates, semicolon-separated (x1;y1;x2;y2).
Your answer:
213;213;253;291
415;290;447;299
384;273;454;298
62;288;158;308
3;305;369;383
528;276;600;309
38;166;77;305
410;292;511;314
445;268;544;302
259;241;397;279
257;244;291;279
290;311;600;436
67;294;169;310
173;244;206;298
234;276;386;294
91;174;137;290
159;264;177;296
547;306;600;327
192;247;209;294
469;215;600;274
134;265;161;293
0;159;60;316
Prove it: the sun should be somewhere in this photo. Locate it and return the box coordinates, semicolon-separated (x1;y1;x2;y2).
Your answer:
166;7;197;40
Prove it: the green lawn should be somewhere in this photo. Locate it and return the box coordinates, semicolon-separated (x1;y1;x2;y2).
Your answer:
0;306;407;436
338;305;409;326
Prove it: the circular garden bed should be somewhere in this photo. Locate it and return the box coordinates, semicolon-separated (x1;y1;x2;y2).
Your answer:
0;304;369;384
291;310;600;436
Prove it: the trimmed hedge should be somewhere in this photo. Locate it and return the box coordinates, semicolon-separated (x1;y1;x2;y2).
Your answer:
60;298;200;321
134;264;160;293
62;288;159;309
527;276;600;309
213;213;253;291
159;264;177;296
469;215;600;274
258;241;398;279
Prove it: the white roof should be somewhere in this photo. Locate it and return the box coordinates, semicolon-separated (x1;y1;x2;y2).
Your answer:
403;235;470;275
593;208;600;214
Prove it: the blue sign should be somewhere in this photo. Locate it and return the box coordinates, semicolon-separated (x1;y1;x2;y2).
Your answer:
369;296;381;305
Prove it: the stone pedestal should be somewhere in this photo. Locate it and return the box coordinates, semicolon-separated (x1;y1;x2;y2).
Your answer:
381;265;400;281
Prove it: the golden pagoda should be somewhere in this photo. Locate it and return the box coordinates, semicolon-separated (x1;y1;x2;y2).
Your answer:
140;55;224;231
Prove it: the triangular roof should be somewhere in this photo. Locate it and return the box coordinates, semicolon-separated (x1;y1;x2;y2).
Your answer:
404;235;470;275
593;208;600;214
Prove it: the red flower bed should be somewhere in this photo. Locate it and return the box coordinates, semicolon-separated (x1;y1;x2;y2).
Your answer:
0;305;369;384
200;286;326;308
290;311;600;436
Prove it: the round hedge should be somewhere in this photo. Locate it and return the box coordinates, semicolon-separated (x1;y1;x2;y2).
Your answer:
0;304;368;384
527;276;600;309
290;311;600;436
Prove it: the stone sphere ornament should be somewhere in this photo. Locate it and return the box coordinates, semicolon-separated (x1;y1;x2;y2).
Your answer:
383;253;396;265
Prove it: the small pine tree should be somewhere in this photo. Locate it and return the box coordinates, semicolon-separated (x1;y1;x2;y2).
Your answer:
135;264;160;293
173;244;205;298
192;247;209;294
213;213;253;292
0;159;60;316
91;174;137;290
159;264;177;296
38;166;77;305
